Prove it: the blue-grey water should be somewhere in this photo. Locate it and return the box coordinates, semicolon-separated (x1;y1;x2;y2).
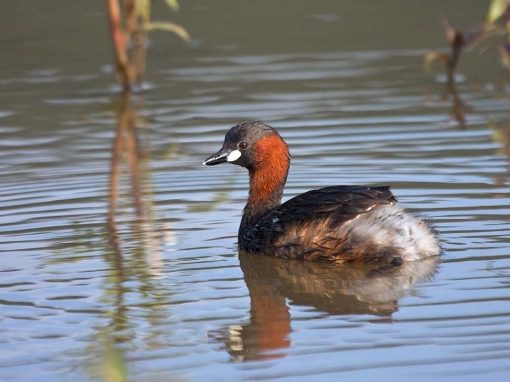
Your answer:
1;1;509;381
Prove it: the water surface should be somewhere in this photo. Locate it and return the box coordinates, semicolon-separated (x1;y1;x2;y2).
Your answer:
1;1;510;381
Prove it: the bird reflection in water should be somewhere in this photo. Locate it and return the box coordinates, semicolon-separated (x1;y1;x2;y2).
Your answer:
211;253;438;362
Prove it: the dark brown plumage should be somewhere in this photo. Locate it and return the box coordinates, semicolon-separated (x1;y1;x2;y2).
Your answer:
239;185;399;262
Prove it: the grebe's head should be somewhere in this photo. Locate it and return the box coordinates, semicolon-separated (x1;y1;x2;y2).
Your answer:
203;121;289;170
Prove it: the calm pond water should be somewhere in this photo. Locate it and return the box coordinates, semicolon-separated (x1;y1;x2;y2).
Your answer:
1;1;510;381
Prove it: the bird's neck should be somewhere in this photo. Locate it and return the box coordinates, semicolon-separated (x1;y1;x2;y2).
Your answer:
242;167;286;225
241;135;289;229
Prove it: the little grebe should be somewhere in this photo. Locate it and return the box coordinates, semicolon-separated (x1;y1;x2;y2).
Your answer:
204;121;440;264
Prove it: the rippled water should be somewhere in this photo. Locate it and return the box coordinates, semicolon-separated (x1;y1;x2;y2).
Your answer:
1;1;510;381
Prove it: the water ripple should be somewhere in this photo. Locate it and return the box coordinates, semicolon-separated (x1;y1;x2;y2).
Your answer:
0;38;509;382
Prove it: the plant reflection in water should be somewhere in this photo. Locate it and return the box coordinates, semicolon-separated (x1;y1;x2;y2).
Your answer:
443;80;469;130
87;94;175;381
490;117;510;185
107;93;169;279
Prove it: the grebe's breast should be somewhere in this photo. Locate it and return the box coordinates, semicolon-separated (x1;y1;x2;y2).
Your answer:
239;185;440;263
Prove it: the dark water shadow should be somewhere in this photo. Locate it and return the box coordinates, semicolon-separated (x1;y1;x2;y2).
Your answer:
211;253;439;362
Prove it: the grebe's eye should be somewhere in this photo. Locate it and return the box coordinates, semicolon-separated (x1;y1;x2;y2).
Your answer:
238;141;248;150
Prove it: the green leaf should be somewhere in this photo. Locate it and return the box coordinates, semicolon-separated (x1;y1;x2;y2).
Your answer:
165;0;180;12
487;0;508;24
145;21;191;42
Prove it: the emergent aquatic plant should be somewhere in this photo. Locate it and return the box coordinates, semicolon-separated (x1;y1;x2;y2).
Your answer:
106;0;190;92
426;0;510;83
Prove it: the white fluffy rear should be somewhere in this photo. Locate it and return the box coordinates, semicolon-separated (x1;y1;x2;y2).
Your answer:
343;204;440;261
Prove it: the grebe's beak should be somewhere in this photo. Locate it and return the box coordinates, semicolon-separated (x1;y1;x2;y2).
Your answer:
203;147;242;166
203;148;229;166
